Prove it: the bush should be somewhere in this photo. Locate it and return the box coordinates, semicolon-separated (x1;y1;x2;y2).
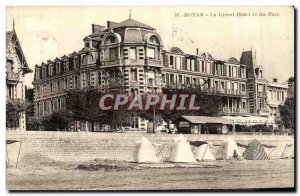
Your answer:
245;126;254;132
26;116;41;130
262;126;273;132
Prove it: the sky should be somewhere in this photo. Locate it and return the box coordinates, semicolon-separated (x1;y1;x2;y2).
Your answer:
6;6;294;87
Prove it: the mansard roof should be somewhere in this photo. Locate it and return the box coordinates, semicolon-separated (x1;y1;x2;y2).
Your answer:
110;18;155;30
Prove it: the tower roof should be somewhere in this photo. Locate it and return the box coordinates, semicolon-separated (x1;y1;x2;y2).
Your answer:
110;18;155;30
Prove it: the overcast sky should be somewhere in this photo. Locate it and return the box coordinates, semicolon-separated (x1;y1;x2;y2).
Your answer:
6;6;294;87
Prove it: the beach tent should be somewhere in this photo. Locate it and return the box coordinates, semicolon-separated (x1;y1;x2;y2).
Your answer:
169;134;197;163
132;136;160;163
281;144;294;159
193;144;215;161
243;139;269;160
215;137;242;160
6;140;22;168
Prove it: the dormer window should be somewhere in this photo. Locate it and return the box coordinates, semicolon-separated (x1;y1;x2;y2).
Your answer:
74;56;79;68
111;37;115;43
85;42;90;48
82;55;86;65
56;62;60;74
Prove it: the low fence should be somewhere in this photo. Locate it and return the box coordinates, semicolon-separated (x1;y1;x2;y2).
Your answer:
6;131;294;165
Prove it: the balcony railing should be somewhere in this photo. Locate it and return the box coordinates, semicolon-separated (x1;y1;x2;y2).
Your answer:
6;72;19;80
258;91;267;97
102;59;123;66
222;107;247;114
209;88;247;96
145;58;162;66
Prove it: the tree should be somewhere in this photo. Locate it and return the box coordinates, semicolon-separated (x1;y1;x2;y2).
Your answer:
279;97;295;130
41;110;72;131
6;98;32;130
138;85;223;124
66;89;108;131
26;116;42;130
287;77;294;84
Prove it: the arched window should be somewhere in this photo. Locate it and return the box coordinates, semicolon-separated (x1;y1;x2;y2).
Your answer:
82;55;86;65
90;54;94;63
149;36;159;44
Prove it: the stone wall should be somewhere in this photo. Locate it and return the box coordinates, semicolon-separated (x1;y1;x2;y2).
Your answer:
6;131;294;165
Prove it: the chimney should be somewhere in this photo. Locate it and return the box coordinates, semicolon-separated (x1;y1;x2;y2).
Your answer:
196;48;199;55
107;21;118;28
92;24;105;33
273;78;278;83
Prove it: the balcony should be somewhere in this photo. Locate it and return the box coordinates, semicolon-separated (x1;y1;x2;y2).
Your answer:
101;59;123;66
222;107;248;115
6;72;20;81
145;58;162;67
258;91;267;97
208;88;246;96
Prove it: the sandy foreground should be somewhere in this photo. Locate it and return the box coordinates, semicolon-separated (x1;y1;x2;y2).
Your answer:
6;153;294;191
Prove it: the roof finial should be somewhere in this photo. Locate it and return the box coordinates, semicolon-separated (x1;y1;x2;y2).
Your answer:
13;18;15;31
129;9;132;19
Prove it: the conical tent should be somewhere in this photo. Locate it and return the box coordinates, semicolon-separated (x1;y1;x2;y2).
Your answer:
243;139;269;160
168;134;197;163
132;136;160;163
281;144;294;159
215;137;242;160
193;144;215;161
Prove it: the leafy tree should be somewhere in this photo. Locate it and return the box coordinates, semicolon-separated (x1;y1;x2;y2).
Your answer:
6;98;32;130
26;116;42;130
41;110;72;131
279;97;295;130
66;89;108;131
287;77;294;84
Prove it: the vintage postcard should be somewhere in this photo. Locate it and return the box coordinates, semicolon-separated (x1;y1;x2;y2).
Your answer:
6;6;295;191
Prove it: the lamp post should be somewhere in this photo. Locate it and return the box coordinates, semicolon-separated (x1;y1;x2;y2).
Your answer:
152;79;156;133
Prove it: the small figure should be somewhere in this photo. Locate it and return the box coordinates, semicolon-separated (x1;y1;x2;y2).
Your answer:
233;149;239;160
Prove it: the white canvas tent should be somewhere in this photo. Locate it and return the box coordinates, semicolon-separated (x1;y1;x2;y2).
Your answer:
281;144;294;159
168;134;197;163
132;136;160;163
193;144;215;161
215;137;242;160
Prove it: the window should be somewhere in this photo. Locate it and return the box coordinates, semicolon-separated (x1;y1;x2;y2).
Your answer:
148;48;155;59
179;75;182;84
85;42;90;47
109;48;118;60
191;60;195;71
74;57;79;68
170;74;174;84
82;55;86;64
149;36;159;44
187;59;190;70
201;61;205;72
242;84;246;92
111;37;115;43
176;57;181;69
170;55;174;66
131;69;137;81
214;81;219;90
130;48;137;59
232;66;237;77
186;77;190;84
221;82;225;90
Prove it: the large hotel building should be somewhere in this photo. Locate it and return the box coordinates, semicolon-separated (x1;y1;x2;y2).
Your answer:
32;17;288;131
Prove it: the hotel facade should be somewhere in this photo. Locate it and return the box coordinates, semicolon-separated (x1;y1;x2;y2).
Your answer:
31;17;289;131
